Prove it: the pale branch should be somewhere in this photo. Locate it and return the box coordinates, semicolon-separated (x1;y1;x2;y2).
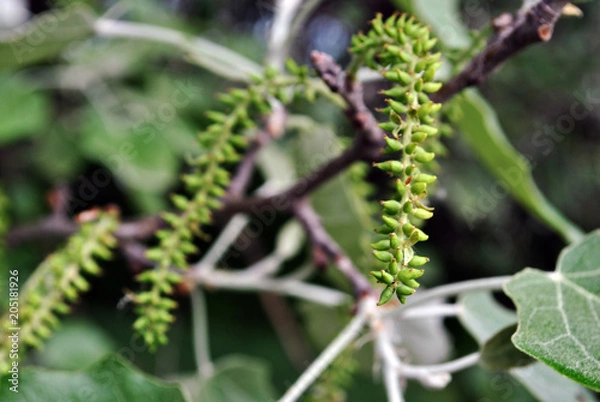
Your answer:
293;200;374;298
432;0;569;103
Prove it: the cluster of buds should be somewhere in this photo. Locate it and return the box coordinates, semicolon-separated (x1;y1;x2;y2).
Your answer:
0;208;118;372
351;13;443;305
135;62;316;349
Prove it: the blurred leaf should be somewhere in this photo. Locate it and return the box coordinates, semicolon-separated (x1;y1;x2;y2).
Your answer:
195;356;276;402
504;230;600;391
450;89;583;244
0;354;188;402
33;125;84;180
0;4;95;69
36;320;115;371
459;292;596;401
479;324;535;370
289;121;374;283
0;74;48;144
408;0;471;49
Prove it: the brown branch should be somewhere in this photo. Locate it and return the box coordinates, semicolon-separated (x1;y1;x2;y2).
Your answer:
220;51;385;217
432;0;568;103
293;199;373;298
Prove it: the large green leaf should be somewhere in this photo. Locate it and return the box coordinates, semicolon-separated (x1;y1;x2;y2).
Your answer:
458;292;595;401
195;356;277;402
0;354;188;402
450;89;583;244
504;230;600;391
0;74;48;143
0;5;96;69
479;324;535;370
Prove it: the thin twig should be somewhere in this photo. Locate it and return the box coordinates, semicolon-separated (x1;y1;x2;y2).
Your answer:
191;287;213;378
278;297;373;402
293;200;373;298
433;0;569;103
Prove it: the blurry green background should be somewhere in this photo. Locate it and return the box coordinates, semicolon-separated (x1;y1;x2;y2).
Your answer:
1;0;599;401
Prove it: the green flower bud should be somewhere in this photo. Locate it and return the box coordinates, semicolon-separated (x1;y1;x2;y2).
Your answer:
405;142;417;154
370;270;384;281
381;271;396;286
396;179;406;196
396;284;416;296
388;260;400;275
375;225;395;234
404;230;421;248
415;124;438;136
422;82;443;93
378;122;397;132
415;228;429;241
411;182;427;195
412;131;427;143
414;149;435;163
409;255;430;266
381;200;402;215
404;279;421;288
373;250;394;262
402;223;414;236
384;137;403;152
413;208;434;220
375;161;404;174
371;239;391;251
415;174;437;183
398;268;424;282
396;293;407;304
402;202;413;213
378;286;395;306
388;99;408;114
381;87;407;98
394;248;403;262
382;215;399;228
390;233;401;249
405;164;415;175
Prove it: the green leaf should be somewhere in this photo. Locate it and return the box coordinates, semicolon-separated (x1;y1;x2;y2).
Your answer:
0;5;96;70
0;354;188;402
0;74;48;143
480;324;536;370
407;0;471;49
196;356;276;402
504;230;600;391
450;89;584;243
459;292;595;401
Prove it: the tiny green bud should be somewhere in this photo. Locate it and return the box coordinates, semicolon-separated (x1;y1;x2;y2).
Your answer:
417;125;439;135
396;293;407;304
412;208;434;220
381;200;402;215
371;239;391;251
405;164;415;175
422;82;443;93
388;260;400;275
370;270;384;281
378;122;397;132
375;225;395;234
381;271;396;286
405;142;417;154
411;182;427;195
395;179;406;196
404;279;421;288
378;286;395;306
396;284;416;296
382;215;399;229
415;228;429;241
402;223;414;236
404;230;421;248
409;255;430;266
390;233;401;249
373;250;394;263
375;161;404;174
394;248;403;262
384;137;403;152
414;149;435;163
388;99;408;114
412;131;427;142
415;174;437;183
402;202;413;213
398;268;424;282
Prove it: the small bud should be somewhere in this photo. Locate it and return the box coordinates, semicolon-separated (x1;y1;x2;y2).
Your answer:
375;225;395;234
388;260;400;275
404;279;421;288
412;131;427;142
382;215;399;229
396;284;416;296
415;174;437;183
370;270;384;281
388;99;408;114
381;271;396;286
402;223;414;236
396;179;406;196
416;228;429;241
379;122;397;132
398;268;424;282
375;161;404;174
405;142;417;154
413;208;434;220
409;255;430;266
414;149;435;163
390;233;401;249
422;82;443;93
396;293;407;304
384;137;403;152
381;200;402;215
411;182;427;195
378;286;395;306
373;250;394;262
402;202;413;214
371;239;391;251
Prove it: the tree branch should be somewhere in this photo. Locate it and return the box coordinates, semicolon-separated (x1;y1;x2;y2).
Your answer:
293;200;374;298
432;0;568;103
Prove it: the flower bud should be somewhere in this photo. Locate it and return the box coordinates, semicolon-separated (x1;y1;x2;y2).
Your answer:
382;215;399;228
396;284;416;296
422;82;442;93
388;259;400;275
370;239;391;251
413;208;434;220
373;250;394;263
381;200;402;215
384;137;403;152
395;179;406;196
378;286;395;306
414;174;437;183
409;255;430;266
411;182;427;195
375;161;404;174
414;148;435;163
389;233;401;249
381;271;396;285
388;99;408;114
402;201;413;214
375;225;395;234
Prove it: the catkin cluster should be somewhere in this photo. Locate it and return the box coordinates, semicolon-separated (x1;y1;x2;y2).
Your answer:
134;62;315;349
351;13;443;305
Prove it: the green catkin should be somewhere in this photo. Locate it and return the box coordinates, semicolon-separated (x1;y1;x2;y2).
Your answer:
351;13;443;305
133;61;316;350
0;209;118;373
